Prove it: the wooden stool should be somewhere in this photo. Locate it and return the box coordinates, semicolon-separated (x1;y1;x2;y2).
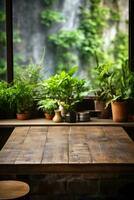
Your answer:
0;180;30;199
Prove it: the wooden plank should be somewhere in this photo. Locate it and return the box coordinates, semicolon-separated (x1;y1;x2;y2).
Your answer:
69;126;92;163
0;127;29;163
101;127;134;163
1;118;134;128
15;126;48;164
85;126;134;163
42;126;69;163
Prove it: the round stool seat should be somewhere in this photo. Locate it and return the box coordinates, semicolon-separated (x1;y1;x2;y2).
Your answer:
0;180;30;199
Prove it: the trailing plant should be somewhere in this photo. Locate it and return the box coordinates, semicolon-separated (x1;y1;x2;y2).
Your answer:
109;9;120;22
49;30;84;72
40;9;64;27
49;30;84;50
112;31;128;64
79;1;109;63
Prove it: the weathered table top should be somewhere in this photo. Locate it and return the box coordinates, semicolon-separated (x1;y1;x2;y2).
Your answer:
0;126;134;175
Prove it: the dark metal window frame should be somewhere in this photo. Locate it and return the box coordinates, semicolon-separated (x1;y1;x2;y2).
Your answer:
129;0;134;71
5;0;133;83
5;0;13;83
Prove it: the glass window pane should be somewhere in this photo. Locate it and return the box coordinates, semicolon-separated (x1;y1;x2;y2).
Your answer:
13;0;128;79
0;0;6;80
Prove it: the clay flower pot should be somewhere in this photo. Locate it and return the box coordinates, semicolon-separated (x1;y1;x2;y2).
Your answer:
111;101;128;122
44;112;54;120
16;112;30;120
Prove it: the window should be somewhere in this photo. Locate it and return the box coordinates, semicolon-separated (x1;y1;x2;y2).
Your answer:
4;0;130;82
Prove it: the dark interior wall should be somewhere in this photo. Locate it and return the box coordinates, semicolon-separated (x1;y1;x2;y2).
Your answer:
0;128;13;150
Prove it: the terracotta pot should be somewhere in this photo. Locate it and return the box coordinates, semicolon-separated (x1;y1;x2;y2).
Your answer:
111;101;128;122
16;113;30;120
44;112;54;120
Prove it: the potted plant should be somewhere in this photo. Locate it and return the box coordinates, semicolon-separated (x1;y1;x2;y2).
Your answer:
59;72;87;122
90;60;114;118
39;67;87;122
106;59;132;122
38;98;59;120
0;81;16;119
13;80;35;120
13;63;43;120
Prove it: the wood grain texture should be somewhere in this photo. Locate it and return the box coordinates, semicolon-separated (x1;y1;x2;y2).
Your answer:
69;126;92;163
0;126;134;175
15;127;48;164
42;126;69;163
0;127;29;163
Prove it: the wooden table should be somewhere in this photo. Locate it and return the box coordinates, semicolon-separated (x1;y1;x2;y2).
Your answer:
0;126;134;175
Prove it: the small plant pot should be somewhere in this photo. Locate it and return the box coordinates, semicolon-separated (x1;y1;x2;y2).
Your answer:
64;111;76;123
16;113;30;120
77;111;90;122
94;100;111;119
53;110;62;123
111;101;128;122
44;112;54;120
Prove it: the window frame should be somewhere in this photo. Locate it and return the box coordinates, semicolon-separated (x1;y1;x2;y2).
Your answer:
5;0;13;82
129;0;134;71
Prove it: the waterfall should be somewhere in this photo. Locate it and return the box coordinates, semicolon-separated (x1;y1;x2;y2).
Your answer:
45;0;82;76
61;0;81;30
13;0;82;77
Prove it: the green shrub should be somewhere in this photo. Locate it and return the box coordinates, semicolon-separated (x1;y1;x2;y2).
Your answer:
41;9;64;27
49;30;84;49
0;81;16;117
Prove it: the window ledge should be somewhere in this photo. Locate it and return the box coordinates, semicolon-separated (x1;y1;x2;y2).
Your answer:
0;118;134;128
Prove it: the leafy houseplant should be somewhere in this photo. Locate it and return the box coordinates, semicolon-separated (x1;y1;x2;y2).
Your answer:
14;64;42;119
0;81;16;119
38;98;58;120
90;60;114;118
13;81;35;120
105;59;132;122
39;67;87;122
